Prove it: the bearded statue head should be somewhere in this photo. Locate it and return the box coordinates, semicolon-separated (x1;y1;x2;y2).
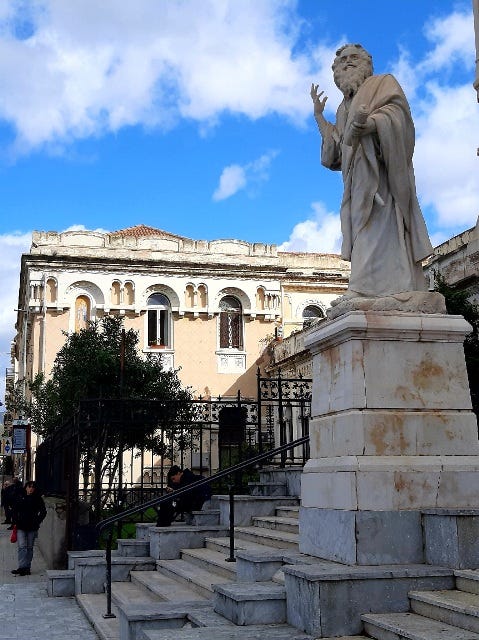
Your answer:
332;44;373;99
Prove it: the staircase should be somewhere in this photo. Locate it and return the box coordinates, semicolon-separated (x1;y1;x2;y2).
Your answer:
49;468;323;639
48;468;479;639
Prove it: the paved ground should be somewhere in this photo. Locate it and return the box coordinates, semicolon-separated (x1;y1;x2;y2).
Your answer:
0;521;99;639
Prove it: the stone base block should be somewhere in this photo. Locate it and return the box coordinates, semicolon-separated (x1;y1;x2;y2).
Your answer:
149;525;229;560
192;509;220;526
135;522;157;541
301;456;479;511
299;506;423;565
309;409;479;459
67;549;104;570
213;582;286;625
46;569;75;596
117;601;211;640
283;563;454;636
117;538;150;557
74;556;156;594
423;509;479;569
235;550;285;582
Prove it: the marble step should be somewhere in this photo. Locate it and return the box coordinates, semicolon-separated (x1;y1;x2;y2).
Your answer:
362;611;479;639
456;570;479;595
78;590;213;640
410;589;479;633
180;547;238;579
275;505;299;519
156;557;233;598
251;515;299;534
130;569;208;602
234;525;299;549
142;624;315;640
76;593;119;640
111;579;158;607
205;535;276;554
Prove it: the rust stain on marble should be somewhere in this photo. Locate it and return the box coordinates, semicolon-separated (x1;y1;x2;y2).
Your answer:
369;414;409;455
411;356;444;392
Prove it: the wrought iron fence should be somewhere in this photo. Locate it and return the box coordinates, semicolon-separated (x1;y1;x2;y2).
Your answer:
34;370;311;551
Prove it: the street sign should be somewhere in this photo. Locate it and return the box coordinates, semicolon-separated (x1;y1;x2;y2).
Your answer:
0;439;11;456
12;427;27;453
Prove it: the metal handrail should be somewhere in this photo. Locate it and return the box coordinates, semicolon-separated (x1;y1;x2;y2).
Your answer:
96;434;309;617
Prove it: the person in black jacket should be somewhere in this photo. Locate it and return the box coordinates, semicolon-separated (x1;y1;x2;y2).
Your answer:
156;466;211;526
11;481;47;576
3;477;23;529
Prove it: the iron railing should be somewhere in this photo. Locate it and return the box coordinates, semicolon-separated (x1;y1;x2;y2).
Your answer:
97;434;310;618
35;373;311;549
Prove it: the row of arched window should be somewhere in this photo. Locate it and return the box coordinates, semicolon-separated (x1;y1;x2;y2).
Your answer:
44;278;280;311
72;293;324;343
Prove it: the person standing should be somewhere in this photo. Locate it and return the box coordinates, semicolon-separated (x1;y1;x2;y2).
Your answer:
1;480;12;524
11;481;46;576
3;477;23;529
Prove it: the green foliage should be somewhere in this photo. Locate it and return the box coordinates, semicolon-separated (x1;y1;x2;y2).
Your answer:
435;272;479;418
28;316;196;520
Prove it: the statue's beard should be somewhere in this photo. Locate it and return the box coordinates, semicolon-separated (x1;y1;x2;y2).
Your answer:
335;65;371;99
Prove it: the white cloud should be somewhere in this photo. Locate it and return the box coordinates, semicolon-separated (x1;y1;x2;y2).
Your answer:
212;150;279;201
391;9;479;233
0;0;339;154
0;231;31;404
421;11;473;72
279;202;341;253
62;224;110;233
414;83;479;229
213;165;246;201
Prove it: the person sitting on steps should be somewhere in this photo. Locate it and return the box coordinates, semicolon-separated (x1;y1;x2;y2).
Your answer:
156;465;211;527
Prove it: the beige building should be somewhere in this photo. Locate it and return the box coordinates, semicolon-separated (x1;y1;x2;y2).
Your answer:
423;217;479;303
12;225;349;409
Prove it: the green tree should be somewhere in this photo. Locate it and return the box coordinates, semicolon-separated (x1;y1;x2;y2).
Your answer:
26;316;195;517
435;273;479;420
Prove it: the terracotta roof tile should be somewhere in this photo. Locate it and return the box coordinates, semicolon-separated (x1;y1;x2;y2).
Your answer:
111;224;188;240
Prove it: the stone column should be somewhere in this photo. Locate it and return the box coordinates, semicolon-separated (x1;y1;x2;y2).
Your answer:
300;310;479;565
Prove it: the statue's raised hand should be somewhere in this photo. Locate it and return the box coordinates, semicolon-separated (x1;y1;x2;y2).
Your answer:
310;84;328;119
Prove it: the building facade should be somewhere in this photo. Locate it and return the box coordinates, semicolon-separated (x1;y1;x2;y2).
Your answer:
11;225;349;408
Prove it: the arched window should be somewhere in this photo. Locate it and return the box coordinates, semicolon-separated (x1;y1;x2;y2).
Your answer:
46;278;57;303
147;293;172;347
302;304;324;327
111;281;121;305
124;282;135;305
219;296;243;349
256;287;265;311
185;284;195;308
75;295;91;332
198;284;207;308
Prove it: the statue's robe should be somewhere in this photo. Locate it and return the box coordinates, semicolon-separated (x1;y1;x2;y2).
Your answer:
321;74;433;296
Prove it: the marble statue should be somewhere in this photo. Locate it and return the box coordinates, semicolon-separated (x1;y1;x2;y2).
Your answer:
311;44;435;308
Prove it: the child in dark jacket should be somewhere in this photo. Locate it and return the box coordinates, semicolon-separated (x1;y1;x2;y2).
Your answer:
11;481;47;576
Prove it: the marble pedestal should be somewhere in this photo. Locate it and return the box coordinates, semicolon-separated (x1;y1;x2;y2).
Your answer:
300;310;479;565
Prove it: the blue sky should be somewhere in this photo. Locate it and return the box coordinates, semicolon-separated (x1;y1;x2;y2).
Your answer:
0;0;478;402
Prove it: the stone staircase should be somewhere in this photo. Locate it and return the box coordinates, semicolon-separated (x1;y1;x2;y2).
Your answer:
47;469;479;639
